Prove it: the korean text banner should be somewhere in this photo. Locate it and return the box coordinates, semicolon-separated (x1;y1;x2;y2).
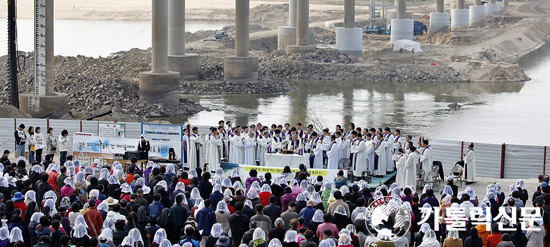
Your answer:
142;123;182;142
73;134;181;159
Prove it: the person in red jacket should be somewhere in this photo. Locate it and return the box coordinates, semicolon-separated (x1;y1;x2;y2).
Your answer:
12;192;27;222
47;164;60;191
83;198;104;237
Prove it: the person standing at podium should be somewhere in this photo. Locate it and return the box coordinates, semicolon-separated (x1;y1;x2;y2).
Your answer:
138;134;150;160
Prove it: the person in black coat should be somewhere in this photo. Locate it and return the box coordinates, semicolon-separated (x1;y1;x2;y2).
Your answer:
198;173;213;200
138;135;151;160
144;218;160;247
264;196;282;227
50;220;65;247
331;212;352;230
271;183;284;207
112;220;128;246
464;227;483;247
158;208;178;244
229;202;249;247
269;218;286;243
36;173;53;204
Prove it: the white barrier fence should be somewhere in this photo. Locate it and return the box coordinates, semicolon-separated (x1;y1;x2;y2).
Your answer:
0;118;547;179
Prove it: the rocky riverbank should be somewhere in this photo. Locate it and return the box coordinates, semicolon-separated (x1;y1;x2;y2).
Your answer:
0;51;206;121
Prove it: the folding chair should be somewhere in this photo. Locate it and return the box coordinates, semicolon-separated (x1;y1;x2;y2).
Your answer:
416;169;425;189
338;158;351;169
424;171;440;191
450;164;464;187
361;171;372;184
431;164;441;185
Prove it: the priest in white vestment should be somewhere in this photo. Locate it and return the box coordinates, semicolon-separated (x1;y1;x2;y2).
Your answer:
230;130;245;164
271;130;285;153
374;134;387;176
182;129;190;169
327;136;339;170
207;128;223;172
419;140;432;179
311;133;324;169
244;132;256;165
384;128;395;173
351;134;367;176
462;143;476;183
257;132;271;166
365;133;375;175
394;148;407;188
404;146;418;187
189;127;204;169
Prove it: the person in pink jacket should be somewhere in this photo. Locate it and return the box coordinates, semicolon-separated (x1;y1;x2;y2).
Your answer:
60;177;75;198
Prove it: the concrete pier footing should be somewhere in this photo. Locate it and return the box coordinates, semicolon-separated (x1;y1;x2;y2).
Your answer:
390;19;414;43
469;5;487;27
486;3;500;15
336;0;363;56
139;0;180;106
19;93;69;118
20;0;68;118
287;0;315;54
224;0;258;81
451;9;470;29
168;0;199;80
429;12;450;33
277;26;315;51
168;54;200;81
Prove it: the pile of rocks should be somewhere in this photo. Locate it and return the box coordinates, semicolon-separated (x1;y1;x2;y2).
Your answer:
181;73;291;95
259;49;468;82
0;50;204;120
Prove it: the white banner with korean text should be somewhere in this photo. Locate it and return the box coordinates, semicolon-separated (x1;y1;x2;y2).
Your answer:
72;133;181;159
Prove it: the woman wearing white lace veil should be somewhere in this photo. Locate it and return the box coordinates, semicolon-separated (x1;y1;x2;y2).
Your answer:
215;201;231;232
419;229;440;247
9;227;24;243
129;228;145;247
152;228;167;246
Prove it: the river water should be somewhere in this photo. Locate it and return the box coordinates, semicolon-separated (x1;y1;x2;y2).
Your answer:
182;42;550;146
0;19;229;57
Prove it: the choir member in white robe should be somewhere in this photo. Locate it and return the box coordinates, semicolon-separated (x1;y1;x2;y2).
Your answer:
189;127;204;169
207;128;223;172
342;136;351;163
310;133;324;169
182;129;190;169
404;146;418;187
365;133;376;175
244;132;256;165
218;126;228;161
374;133;387;176
393;130;402;154
321;130;332;151
351;134;367;176
327;135;339;170
384;128;395;173
394;148;407;188
462;143;476;183
257;132;271;166
334;132;344;167
204;128;213;167
230;130;245;164
419;140;432;179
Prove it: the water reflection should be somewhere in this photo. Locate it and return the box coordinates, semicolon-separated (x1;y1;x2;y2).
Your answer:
177;80;525;139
